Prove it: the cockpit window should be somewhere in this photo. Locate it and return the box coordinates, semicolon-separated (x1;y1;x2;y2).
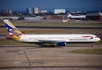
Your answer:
95;36;98;38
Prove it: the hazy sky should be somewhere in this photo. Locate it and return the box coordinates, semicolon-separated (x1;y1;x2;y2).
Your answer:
0;0;102;11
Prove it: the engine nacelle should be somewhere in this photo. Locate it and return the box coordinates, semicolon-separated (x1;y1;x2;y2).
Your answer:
57;42;66;46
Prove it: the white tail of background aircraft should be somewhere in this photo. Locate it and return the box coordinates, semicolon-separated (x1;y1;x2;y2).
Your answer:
3;20;100;46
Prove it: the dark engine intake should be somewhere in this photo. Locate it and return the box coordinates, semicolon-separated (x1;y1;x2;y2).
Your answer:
57;42;66;46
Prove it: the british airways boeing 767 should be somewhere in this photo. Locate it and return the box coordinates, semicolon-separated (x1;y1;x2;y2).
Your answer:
3;20;100;46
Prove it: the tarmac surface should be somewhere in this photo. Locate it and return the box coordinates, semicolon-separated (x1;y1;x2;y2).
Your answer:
0;46;102;70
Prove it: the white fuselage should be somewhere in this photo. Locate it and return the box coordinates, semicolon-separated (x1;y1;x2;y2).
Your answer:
19;34;100;43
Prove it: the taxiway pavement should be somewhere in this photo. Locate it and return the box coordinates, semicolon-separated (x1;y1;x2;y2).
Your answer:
0;46;102;70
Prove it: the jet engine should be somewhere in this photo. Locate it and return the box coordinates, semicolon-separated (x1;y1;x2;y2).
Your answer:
57;42;66;46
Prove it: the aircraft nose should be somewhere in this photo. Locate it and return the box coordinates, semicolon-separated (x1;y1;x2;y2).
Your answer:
97;37;101;41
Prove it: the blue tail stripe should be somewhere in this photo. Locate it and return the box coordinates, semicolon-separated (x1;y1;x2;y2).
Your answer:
5;23;13;32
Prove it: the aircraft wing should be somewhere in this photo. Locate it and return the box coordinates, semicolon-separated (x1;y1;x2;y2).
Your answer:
39;39;67;46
